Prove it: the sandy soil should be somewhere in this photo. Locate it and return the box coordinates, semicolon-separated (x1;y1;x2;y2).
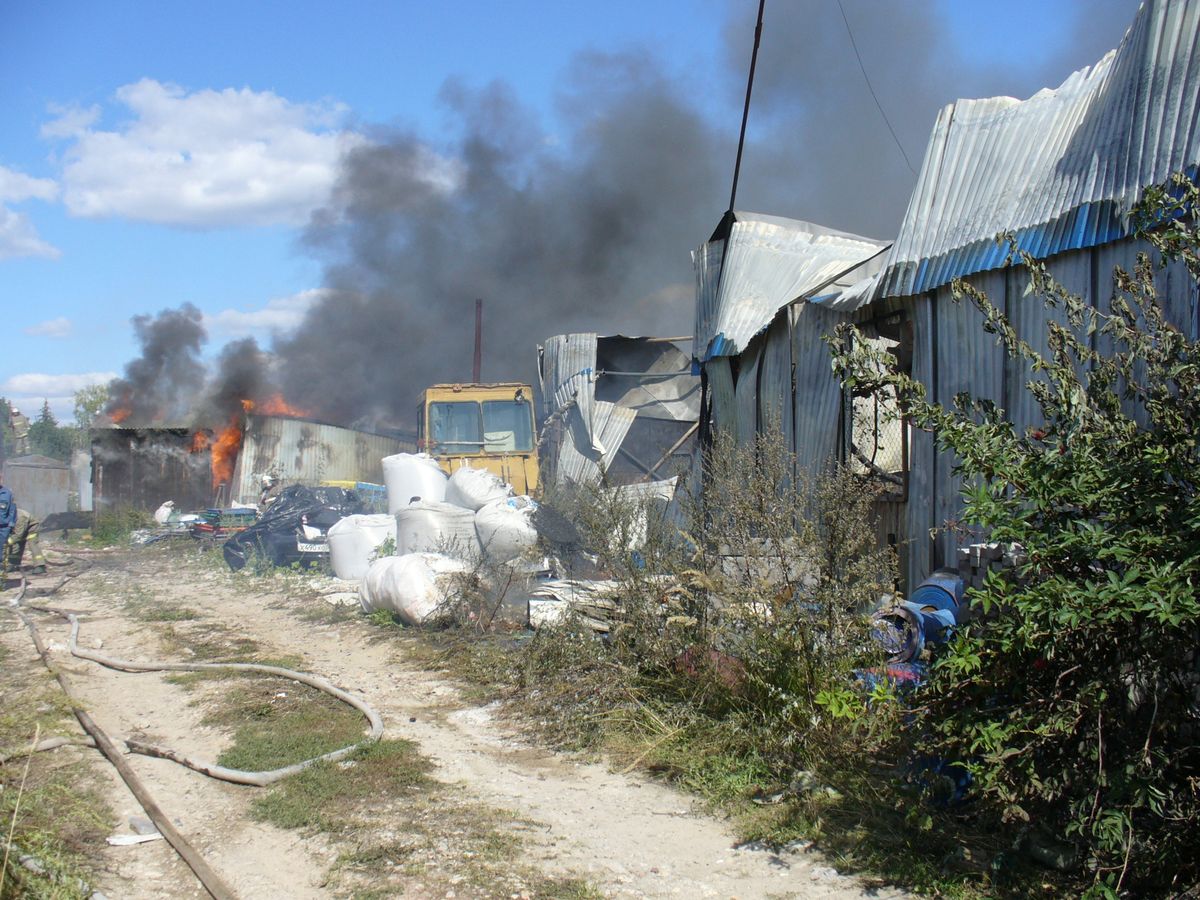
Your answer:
5;545;906;900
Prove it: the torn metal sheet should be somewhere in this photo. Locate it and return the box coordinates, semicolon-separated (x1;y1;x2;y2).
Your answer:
877;0;1200;299
693;212;889;362
539;334;699;485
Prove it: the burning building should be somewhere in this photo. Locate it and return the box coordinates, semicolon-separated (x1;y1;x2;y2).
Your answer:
91;426;213;513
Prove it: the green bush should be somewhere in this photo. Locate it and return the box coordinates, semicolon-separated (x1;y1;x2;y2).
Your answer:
91;506;153;545
540;428;898;778
834;174;1200;896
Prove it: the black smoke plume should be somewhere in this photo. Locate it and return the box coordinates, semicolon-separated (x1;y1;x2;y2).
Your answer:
105;304;207;425
104;307;279;429
278;56;727;426
107;1;1140;432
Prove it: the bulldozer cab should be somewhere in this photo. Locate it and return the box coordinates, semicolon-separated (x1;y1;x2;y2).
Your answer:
418;383;539;495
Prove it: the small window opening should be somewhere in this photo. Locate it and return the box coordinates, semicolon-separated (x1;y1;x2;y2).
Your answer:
849;313;911;501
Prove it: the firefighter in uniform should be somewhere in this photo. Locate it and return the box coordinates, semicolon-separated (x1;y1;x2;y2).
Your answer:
0;473;16;581
7;508;47;575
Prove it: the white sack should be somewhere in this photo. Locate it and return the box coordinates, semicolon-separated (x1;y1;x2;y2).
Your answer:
327;513;398;580
382;453;448;514
358;553;468;624
153;501;175;524
395;501;481;558
475;496;539;562
444;465;512;511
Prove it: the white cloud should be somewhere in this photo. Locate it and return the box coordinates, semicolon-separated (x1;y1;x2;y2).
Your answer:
0;165;59;203
204;288;330;338
1;371;117;397
0;207;60;260
0;164;61;260
23;316;73;338
40;103;100;140
50;79;368;228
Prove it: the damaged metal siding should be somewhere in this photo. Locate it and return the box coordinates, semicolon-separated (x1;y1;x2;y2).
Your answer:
231;415;415;505
91;428;212;512
875;0;1200;300
539;334;700;485
693;213;889;363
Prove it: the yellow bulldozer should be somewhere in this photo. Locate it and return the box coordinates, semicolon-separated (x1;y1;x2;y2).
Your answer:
417;382;539;495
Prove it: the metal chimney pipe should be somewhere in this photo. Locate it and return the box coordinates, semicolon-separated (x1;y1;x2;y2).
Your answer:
473;298;483;383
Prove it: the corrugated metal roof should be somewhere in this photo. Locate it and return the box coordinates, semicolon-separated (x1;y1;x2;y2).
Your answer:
877;0;1200;299
693;212;889;362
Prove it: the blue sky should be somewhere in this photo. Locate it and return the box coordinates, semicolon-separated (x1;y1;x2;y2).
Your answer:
0;0;1139;423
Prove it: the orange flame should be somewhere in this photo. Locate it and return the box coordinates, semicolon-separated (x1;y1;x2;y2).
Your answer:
244;393;310;418
197;394;310;492
210;414;243;490
110;407;131;425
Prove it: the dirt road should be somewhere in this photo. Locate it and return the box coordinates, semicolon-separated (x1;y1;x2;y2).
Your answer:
5;545;904;899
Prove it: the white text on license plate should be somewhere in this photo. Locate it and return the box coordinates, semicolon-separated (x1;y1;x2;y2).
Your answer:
297;541;327;553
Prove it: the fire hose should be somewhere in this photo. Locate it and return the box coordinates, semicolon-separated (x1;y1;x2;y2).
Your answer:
5;564;387;899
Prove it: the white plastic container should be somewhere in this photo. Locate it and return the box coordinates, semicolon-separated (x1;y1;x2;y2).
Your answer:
359;552;468;624
395;500;481;559
382;453;448;514
327;513;397;580
444;465;512;511
475;496;539;562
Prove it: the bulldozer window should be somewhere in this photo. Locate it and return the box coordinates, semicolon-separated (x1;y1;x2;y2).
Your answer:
482;400;534;452
429;401;483;454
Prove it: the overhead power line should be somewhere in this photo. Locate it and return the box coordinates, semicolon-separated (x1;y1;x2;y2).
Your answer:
729;0;766;213
835;0;917;178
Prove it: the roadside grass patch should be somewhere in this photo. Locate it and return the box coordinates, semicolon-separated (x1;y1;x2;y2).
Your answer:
90;507;153;546
155;621;265;661
163;654;306;688
295;598;357;626
0;636;111;899
205;676;370;772
251;738;433;831
121;587;201;622
253;732;602;899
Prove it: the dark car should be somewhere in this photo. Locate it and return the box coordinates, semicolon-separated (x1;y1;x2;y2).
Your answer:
223;485;364;571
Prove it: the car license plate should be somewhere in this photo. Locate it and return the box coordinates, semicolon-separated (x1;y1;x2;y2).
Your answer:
296;541;327;553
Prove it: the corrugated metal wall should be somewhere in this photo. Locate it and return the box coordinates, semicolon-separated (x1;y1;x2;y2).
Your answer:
898;235;1195;589
2;456;71;520
711;234;1197;594
231;416;415;505
91;429;212;513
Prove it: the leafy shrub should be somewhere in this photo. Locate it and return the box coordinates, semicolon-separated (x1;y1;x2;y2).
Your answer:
833;174;1200;896
91;506;153;545
540;428;898;778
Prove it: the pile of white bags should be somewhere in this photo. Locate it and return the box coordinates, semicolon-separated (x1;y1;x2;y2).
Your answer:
359;553;468;624
475;496;538;562
444;465;512;511
382;453;448;513
395;501;481;557
359;460;544;627
327;514;397;580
